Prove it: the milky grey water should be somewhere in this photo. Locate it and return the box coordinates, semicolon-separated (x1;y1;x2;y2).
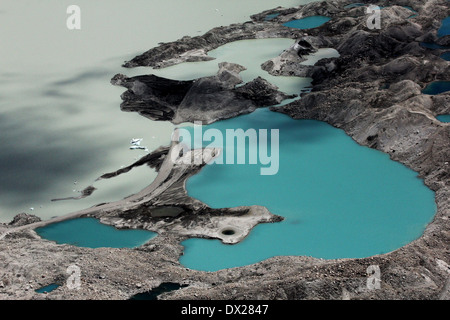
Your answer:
0;0;315;222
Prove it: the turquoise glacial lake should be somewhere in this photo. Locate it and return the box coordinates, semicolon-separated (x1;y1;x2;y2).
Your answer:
283;16;331;29
35;217;156;248
422;81;450;95
180;108;436;271
437;115;450;123
438;16;450;38
441;52;450;61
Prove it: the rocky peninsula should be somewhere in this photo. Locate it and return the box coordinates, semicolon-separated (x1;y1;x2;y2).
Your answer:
0;0;449;300
111;62;293;124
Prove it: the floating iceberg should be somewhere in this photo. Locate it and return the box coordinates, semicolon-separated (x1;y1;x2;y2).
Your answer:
129;138;148;151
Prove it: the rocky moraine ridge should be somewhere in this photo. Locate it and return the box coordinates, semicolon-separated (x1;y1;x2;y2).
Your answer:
0;0;449;300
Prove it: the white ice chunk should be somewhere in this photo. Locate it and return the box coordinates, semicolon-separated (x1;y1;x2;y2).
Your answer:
130;138;143;146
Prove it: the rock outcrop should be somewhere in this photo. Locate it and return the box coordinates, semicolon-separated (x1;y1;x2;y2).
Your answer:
122;24;307;69
8;213;41;227
261;39;318;77
112;62;294;124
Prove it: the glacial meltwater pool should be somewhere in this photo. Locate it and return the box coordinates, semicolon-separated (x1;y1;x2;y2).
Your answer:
282;16;331;29
420;16;450;51
180;108;436;271
437;115;450;123
441;52;450;61
35;283;60;294
437;16;450;38
35;217;156;248
422;81;450;95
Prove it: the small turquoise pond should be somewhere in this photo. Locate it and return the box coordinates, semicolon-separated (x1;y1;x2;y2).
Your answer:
283;16;331;29
422;81;450;95
441;52;450;61
420;16;450;50
35;217;157;248
181;108;436;271
35;283;60;293
437;115;450;123
438;16;450;38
